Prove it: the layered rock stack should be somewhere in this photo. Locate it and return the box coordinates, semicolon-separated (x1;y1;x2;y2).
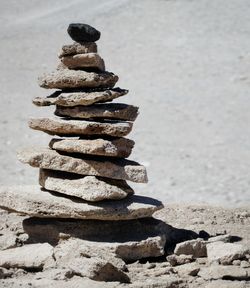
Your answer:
0;24;166;281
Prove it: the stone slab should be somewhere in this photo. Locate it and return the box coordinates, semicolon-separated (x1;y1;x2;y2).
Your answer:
49;137;134;158
55;103;139;121
0;185;163;220
61;53;105;70
58;42;97;58
38;69;118;89
29;117;133;137
39;169;134;201
33;88;128;107
17;148;148;183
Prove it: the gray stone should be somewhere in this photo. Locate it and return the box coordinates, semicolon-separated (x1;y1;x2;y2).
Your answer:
38;69;118;89
0;185;163;220
18;148;148;183
28;117;132;137
39;169;134;201
33;88;128;107
55;103;139;121
207;234;232;243
207;242;250;264
0;233;18;251
174;262;200;276
49;137;134;158
174;238;207;258
58;42;97;58
0;243;54;269
205;280;247;288
61;53;105;70
166;254;194;266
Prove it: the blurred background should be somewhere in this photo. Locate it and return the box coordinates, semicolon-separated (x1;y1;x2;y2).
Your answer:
0;0;250;206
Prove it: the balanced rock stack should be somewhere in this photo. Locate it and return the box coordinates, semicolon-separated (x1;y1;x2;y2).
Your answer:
0;24;165;280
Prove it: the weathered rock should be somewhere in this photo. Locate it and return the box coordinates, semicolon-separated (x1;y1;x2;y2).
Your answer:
33;88;128;107
205;280;247;288
174;239;207;258
39;169;134;201
174;262;200;276
166;254;194;266
0;267;13;279
0;243;54;269
198;265;249;280
61;53;105;70
207;242;250;264
58;42;97;58
28;117;132;137
0;185;163;220
38;70;118;89
55;103;139;121
67;23;100;42
49;137;134;158
18;148;148;183
207;234;232;243
0;233;18;251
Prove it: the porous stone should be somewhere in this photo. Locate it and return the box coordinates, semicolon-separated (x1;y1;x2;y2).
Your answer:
55;103;139;121
18;148;148;183
58;42;97;58
33;88;128;107
67;23;100;42
39;169;134;201
28;117;132;137
49;137;134;158
0;243;54;269
38;70;118;89
61;53;105;70
0;185;163;220
174;239;207;258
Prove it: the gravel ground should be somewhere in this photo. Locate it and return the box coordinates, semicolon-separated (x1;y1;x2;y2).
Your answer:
0;0;250;206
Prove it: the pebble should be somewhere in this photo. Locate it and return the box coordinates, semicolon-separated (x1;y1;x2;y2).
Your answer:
67;23;100;42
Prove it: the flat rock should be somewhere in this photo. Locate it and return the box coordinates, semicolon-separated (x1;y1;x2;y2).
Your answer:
58;42;97;58
33;88;128;107
206;242;250;264
49;137;135;158
174;238;207;258
39;169;134;201
205;280;248;288
55;103;139;121
0;243;54;269
38;69;118;89
174;262;200;276
67;23;100;42
0;185;163;220
166;254;194;266
18;148;148;183
28;117;132;137
61;53;105;70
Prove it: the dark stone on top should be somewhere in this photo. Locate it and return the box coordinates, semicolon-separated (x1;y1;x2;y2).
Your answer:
67;23;101;42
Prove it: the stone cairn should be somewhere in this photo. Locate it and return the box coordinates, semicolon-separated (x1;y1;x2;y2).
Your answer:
0;24;166;282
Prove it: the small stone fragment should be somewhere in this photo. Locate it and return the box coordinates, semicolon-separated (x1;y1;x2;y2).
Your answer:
33;88;128;107
38;70;118;89
0;243;54;269
49;137;134;158
29;117;132;137
39;169;134;201
55;103;139;121
174;262;200;276
174;239;207;258
67;23;100;42
166;254;194;266
61;53;105;70
0;233;18;251
58;42;97;58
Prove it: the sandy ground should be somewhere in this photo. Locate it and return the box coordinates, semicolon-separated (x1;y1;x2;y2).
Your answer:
0;0;250;206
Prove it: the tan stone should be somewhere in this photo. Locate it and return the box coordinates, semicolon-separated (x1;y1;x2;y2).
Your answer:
49;137;134;158
61;53;105;71
58;42;97;58
33;88;128;107
38;69;118;89
0;185;163;220
29;117;132;137
39;169;134;201
17;148;148;183
55;103;139;121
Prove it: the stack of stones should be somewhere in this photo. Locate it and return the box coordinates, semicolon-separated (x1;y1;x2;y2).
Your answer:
0;24;165;266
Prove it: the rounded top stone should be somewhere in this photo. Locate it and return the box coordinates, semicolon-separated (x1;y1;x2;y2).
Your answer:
67;23;101;42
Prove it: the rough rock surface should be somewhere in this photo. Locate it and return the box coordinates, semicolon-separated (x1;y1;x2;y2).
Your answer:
18;148;148;183
38;69;118;89
167;254;194;266
28;117;132;137
33;88;128;107
49;137;134;158
58;42;97;58
0;185;163;220
174;238;207;258
39;169;134;201
55;103;139;121
67;23;100;42
61;53;105;70
0;243;54;269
